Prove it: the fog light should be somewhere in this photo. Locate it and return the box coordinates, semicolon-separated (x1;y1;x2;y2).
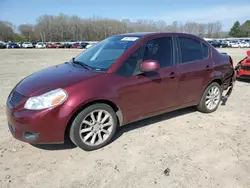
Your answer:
24;132;39;141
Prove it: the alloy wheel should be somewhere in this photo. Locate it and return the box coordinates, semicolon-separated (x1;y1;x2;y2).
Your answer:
205;86;221;110
79;110;114;146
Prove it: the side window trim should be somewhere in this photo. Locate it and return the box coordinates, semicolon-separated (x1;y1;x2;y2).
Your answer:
174;36;181;65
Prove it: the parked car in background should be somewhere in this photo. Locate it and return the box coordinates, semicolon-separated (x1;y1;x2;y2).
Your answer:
32;42;37;48
6;32;236;151
46;43;57;48
17;42;23;48
231;42;240;48
208;41;227;48
239;42;250;48
0;42;6;49
71;42;80;48
7;42;20;48
85;42;98;49
77;42;89;49
62;43;72;48
35;42;46;49
22;42;33;48
55;42;64;48
235;50;250;79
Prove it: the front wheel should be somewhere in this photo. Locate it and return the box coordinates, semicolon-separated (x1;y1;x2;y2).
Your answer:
197;82;222;113
69;103;118;151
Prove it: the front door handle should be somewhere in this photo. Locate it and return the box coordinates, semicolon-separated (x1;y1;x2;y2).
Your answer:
169;72;176;79
206;65;211;71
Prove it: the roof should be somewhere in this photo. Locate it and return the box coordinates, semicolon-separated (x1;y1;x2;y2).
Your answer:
116;32;203;39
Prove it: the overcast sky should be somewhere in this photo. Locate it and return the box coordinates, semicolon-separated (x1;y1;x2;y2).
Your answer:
0;0;249;31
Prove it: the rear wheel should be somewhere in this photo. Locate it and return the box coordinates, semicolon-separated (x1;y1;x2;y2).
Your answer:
197;82;222;113
69;103;118;151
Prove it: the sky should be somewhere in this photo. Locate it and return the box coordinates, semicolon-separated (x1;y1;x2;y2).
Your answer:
0;0;249;31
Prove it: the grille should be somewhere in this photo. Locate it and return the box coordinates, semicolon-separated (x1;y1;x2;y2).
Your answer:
241;65;250;71
9;90;26;107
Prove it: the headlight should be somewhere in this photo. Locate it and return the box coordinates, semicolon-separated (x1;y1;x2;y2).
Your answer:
24;88;67;110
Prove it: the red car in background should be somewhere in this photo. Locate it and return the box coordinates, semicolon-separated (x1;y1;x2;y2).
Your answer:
46;43;57;48
71;42;80;48
236;50;250;80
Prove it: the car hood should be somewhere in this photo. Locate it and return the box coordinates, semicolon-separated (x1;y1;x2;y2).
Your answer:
15;62;101;96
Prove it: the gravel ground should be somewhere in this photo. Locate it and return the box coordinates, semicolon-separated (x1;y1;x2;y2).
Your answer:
0;48;250;188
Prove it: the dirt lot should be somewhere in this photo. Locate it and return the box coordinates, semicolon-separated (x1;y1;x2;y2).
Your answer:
0;48;250;188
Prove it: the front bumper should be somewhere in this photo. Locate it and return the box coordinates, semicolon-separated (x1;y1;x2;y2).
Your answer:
6;102;75;144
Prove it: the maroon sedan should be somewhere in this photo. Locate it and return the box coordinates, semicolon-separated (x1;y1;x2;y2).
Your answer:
6;32;236;151
71;42;80;48
46;43;57;48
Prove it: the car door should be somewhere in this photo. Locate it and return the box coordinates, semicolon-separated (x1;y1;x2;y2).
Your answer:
176;36;213;105
115;36;179;122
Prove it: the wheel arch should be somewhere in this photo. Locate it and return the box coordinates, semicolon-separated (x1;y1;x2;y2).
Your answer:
64;99;123;140
198;77;223;104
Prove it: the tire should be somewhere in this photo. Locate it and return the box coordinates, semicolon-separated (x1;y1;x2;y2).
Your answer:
197;82;222;113
69;103;118;151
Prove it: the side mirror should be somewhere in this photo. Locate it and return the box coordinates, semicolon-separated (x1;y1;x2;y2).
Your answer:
140;60;160;72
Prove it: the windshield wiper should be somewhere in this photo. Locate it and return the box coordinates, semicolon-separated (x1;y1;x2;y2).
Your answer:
71;57;92;70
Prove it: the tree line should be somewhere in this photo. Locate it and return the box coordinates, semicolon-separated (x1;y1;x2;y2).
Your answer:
229;21;250;38
0;14;244;42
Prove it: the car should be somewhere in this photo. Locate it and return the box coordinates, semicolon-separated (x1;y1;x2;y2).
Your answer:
77;42;90;49
240;42;250;48
17;42;23;48
6;42;20;48
71;42;80;48
209;41;227;48
55;42;64;48
235;50;250;80
35;42;46;49
231;42;240;48
22;42;33;48
62;43;72;48
46;43;57;48
86;42;98;49
0;42;6;49
6;32;236;151
32;42;37;48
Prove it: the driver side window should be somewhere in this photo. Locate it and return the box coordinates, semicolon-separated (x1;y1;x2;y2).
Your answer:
143;37;173;68
116;48;141;77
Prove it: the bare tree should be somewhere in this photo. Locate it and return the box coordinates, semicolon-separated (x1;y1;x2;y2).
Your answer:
8;14;224;42
18;24;35;41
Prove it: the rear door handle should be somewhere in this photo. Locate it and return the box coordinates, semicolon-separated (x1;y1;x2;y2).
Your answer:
169;72;176;79
206;65;211;71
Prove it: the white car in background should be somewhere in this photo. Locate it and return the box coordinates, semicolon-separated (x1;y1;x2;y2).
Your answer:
231;42;240;48
35;42;46;49
85;41;98;49
22;42;33;48
239;42;248;48
17;42;23;48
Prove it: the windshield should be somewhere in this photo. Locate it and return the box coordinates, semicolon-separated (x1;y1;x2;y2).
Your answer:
74;35;141;71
